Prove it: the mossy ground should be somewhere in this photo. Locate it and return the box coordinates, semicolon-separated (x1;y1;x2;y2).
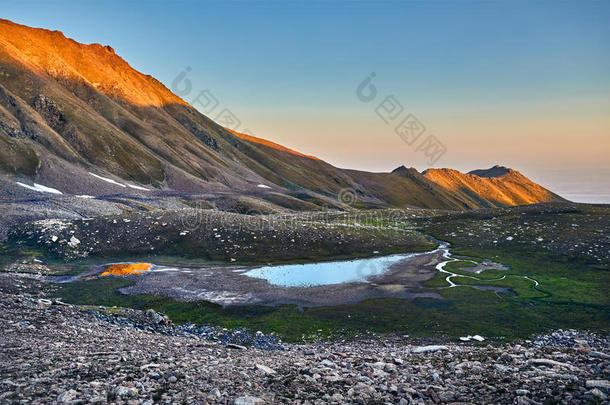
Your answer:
55;250;608;343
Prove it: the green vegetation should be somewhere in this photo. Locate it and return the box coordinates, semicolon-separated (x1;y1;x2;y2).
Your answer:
57;259;608;342
420;271;451;288
10;203;610;342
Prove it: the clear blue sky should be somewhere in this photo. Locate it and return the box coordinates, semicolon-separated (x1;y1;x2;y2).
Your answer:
3;0;610;202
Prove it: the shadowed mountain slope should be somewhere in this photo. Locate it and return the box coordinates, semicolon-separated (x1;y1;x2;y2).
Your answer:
0;19;564;210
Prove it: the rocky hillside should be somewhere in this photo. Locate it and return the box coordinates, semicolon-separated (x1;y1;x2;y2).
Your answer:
0;19;565;210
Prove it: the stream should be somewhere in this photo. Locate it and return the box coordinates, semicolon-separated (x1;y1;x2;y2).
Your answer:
434;241;540;292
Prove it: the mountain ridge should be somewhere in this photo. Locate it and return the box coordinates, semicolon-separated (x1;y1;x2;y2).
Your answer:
0;19;566;210
422;166;564;207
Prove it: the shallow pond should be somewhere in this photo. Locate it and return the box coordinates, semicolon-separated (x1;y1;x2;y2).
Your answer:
42;239;539;301
241;252;427;287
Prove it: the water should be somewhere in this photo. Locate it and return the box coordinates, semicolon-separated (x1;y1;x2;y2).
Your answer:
44;239;539;295
242;252;424;287
433;242;538;291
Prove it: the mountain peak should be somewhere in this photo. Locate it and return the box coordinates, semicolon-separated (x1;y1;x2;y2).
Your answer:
391;165;419;177
421;168;459;176
468;165;514;178
422;166;564;207
0;19;187;108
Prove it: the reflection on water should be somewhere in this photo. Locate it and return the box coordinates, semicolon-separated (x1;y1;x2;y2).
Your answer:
41;239;538;297
242;252;424;287
100;263;152;276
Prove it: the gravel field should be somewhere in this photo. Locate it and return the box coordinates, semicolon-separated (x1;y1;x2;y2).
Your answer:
7;208;432;263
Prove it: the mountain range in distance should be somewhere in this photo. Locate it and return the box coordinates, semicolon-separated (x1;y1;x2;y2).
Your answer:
0;19;566;210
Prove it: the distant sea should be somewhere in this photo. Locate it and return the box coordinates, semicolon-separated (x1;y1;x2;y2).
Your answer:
530;168;610;204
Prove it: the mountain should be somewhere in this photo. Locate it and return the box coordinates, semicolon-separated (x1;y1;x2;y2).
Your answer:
468;165;512;178
422;166;565;207
0;19;565;210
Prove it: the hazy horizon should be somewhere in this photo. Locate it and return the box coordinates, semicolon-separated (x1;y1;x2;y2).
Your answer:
3;0;609;203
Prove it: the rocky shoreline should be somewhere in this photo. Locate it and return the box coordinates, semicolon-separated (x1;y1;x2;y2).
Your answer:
0;290;608;404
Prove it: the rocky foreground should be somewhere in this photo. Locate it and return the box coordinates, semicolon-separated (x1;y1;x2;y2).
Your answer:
0;291;609;405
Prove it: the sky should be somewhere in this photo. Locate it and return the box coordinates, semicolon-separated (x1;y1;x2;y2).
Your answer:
3;0;610;202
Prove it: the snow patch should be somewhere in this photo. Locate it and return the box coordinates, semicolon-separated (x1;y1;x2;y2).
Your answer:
89;172;149;191
257;184;272;189
126;184;149;191
459;335;485;342
76;195;95;199
89;172;126;187
16;182;63;194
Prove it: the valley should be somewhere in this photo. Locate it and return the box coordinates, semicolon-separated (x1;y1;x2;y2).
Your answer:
0;14;608;404
2;201;607;343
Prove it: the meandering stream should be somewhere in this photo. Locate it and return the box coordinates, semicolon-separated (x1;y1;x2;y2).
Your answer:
433;241;540;291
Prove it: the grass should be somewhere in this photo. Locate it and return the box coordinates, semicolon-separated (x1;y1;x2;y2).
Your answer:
56;271;609;342
421;271;451;288
57;278;338;341
55;241;609;342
